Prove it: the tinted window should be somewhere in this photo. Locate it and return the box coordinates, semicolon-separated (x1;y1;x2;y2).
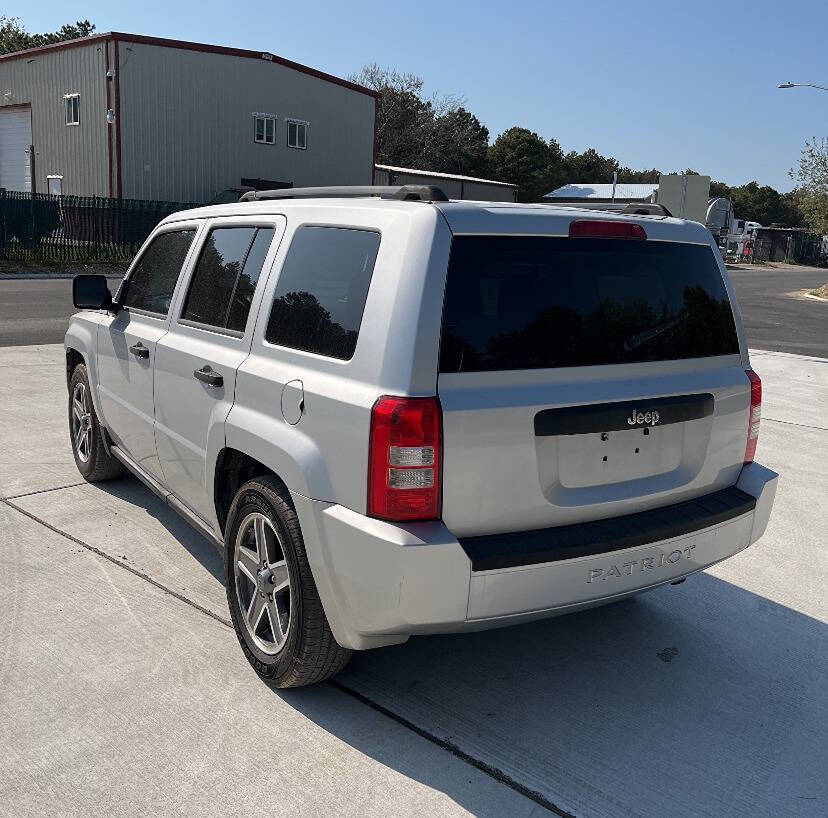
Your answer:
181;227;274;332
440;236;739;373
265;227;380;360
122;230;195;316
227;229;274;331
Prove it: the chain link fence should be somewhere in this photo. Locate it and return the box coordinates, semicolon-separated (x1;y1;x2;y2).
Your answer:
751;228;827;265
0;190;197;264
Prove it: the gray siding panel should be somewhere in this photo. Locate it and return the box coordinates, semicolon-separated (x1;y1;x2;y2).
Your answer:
375;167;518;202
117;43;375;202
0;42;109;195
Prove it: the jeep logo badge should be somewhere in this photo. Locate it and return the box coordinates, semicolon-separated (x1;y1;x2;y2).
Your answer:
627;408;660;427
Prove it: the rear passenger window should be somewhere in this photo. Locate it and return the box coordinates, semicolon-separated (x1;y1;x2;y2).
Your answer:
265;227;380;360
122;230;195;316
181;227;274;332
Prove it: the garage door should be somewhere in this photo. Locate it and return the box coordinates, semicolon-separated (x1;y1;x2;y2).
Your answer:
0;107;33;192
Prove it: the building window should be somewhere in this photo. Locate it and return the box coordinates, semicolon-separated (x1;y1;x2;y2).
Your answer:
253;113;275;144
47;175;63;196
286;119;307;150
64;94;80;126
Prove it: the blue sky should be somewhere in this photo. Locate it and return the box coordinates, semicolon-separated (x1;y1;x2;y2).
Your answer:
6;0;826;190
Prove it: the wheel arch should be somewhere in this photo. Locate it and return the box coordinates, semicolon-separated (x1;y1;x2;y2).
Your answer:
65;346;84;389
64;318;109;426
213;448;289;537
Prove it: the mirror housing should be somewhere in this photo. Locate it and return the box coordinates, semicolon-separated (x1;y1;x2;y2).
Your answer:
73;274;114;311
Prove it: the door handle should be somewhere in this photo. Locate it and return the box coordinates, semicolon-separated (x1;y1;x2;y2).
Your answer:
193;366;223;388
129;342;149;359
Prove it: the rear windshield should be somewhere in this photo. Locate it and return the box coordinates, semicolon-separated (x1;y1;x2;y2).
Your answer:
439;236;739;373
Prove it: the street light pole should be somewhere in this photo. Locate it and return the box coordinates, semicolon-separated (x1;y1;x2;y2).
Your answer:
778;82;828;92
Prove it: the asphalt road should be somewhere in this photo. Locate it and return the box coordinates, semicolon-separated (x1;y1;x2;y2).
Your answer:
0;276;121;347
0;265;826;354
728;266;828;358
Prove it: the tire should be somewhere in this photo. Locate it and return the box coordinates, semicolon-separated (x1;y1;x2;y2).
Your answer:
68;363;125;482
224;475;351;688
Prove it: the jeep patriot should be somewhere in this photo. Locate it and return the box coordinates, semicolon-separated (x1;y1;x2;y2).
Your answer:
65;185;778;687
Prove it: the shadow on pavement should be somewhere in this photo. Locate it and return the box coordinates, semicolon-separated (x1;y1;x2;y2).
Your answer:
95;474;225;585
77;471;826;815
277;574;827;817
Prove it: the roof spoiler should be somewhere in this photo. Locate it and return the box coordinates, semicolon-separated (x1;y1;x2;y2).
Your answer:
239;185;449;203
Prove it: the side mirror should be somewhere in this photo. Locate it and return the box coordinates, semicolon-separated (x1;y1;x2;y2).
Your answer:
73;274;114;311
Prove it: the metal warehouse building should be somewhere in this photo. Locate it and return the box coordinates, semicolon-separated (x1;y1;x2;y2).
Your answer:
0;33;378;202
374;164;518;202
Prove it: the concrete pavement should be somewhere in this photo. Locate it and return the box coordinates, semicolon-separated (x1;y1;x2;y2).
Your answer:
1;344;826;816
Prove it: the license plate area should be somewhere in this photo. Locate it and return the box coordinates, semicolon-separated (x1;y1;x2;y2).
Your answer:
557;426;683;488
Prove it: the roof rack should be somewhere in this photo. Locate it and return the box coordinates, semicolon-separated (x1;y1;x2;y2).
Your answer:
541;200;673;217
239;185;449;203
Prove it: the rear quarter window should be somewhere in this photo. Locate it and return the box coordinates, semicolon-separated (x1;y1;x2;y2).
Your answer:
439;235;739;372
264;226;380;360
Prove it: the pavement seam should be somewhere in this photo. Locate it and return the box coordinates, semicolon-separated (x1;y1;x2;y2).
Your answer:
328;679;573;816
1;495;569;816
1;497;233;629
764;417;828;432
2;481;88;501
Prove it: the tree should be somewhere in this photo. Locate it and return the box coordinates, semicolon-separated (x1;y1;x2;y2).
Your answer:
349;64;485;175
0;16;95;55
487;127;563;202
618;167;661;183
791;137;828;233
725;181;803;226
350;64;433;168
424;107;489;176
563;148;620;183
709;180;731;199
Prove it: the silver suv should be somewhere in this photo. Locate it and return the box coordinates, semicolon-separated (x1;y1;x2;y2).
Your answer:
66;185;778;687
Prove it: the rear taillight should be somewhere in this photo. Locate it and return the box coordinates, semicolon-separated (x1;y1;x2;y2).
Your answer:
569;220;647;240
368;396;442;521
744;369;762;463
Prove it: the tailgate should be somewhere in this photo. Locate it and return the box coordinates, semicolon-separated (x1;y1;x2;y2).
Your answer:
437;231;749;538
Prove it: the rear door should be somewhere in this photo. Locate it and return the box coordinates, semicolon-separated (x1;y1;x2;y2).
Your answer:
153;217;283;523
97;225;199;479
437;228;751;538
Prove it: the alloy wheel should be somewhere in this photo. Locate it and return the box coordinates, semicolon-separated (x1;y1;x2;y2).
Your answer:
71;381;92;463
234;512;292;655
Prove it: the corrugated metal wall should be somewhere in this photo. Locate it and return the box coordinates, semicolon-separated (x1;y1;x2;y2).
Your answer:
374;167;517;202
0;42;109;196
117;42;375;202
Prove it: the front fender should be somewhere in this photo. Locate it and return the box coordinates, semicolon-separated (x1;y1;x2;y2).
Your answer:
64;316;108;427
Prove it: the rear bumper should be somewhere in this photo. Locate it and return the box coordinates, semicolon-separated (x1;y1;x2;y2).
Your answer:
292;462;778;651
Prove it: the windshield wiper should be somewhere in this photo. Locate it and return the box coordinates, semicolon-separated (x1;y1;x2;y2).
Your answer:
622;312;687;352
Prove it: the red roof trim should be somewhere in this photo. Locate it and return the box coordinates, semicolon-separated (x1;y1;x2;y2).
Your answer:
0;31;379;99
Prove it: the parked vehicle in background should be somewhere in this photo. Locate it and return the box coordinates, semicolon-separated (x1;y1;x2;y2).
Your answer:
64;186;778;687
208;187;254;205
726;220;762;260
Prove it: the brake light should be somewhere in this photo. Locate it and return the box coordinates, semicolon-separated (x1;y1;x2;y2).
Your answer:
569;220;647;240
744;369;762;463
368;396;442;521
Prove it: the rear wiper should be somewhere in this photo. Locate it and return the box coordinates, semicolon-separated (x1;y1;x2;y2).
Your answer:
622;312;687;352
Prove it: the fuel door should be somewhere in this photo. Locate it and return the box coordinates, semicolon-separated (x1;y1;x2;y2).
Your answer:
281;379;305;425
